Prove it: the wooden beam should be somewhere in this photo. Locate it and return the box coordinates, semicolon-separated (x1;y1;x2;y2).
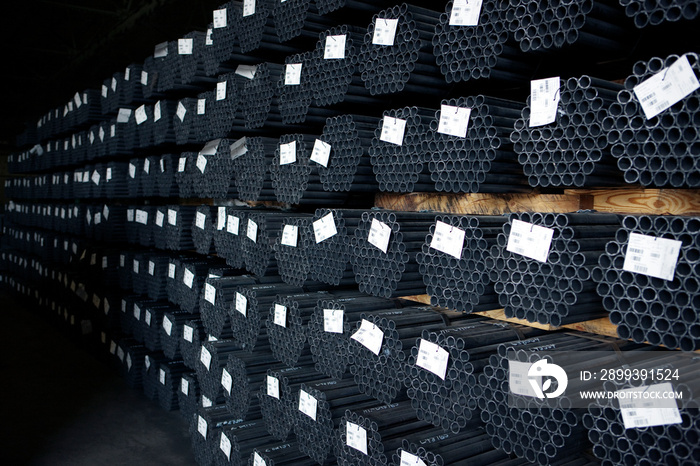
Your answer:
564;188;700;215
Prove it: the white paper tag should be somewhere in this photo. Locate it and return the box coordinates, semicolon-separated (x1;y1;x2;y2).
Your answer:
236;292;247;316
197;415;208;438
135;105;147;125
141;71;148;85
506;219;554;263
156;210;164;227
310;139;331;167
176;102;187;121
148;261;155;275
206;27;213;45
313;213;337;243
154;41;168;58
196;212;207;229
416;339;450;380
351;319;384;356
136;209;148;225
323;309;343;333
202;396;212;407
183;325;194;342
145;310;152;326
285;63;302;85
144;355;151;371
133;260;140;274
449;0;483;26
380;116;407;145
221;368;233;394
181;377;189;395
243;0;255;17
196;155;207;173
220;433;232;460
247;219;258;242
153;102;161;122
400;450;427;466
227;215;240;234
367;218;392;253
438;105;471;138
273;304;287;327
235;65;257;79
213;8;227;28
346;421;368;454
216;81;227;101
634;55;700;119
230;137;248;159
372;18;399;46
267;376;280;399
160;158;165;172
129;163;137;179
508;360;539;397
200;346;212;370
144;158;151;174
101;85;108;98
159;368;166;385
133;304;141;321
298;390;318;420
430;221;465;259
178;38;193;55
111;77;117;91
324;34;347;59
178;157;187;172
217;207;226;230
253;452;266;466
163;316;173;335
280;225;298;247
184;269;194;288
529;77;560;127
168;209;178;225
623;233;682;281
168;263;176;278
91;171;101;185
279;141;297;165
197;99;206;115
205;283;216;305
617;383;682;429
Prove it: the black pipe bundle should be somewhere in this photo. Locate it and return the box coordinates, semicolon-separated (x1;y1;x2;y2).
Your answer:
316;114;381;193
94;204;127;243
181;318;207;369
482;334;651;465
190;405;243;466
104;161;130;198
161;309;199;359
241;63;284;129
337;401;432;466
200;274;258;338
306;208;362;286
358;4;443;95
145;255;172;300
222;349;284;420
156;155;179;197
156;359;190;411
489;211;622;326
506;0;631;53
193;91;214;142
277;52;316;125
102;72;125;114
170;257;213;312
164;205;197;250
215;207;248;270
152;99;178;146
174;98;197;145
119;338;148;389
106;117;131;158
512;76;625;188
178;30;213;86
404;318;544;434
620;0;700;28
249;441;317;466
272;0;334;43
178;372;199;422
273;215;315;286
429;95;527;193
604;53;700;188
192;139;238;198
196;338;244;401
139;156;159;198
231;137;277;202
127;158;142;198
350;210;435;298
416;214;506;314
592;215;700;352
292;378;380;465
257;366;320;441
214;419;276;466
155;41;179;92
175;152;196;198
136;104;155;149
123;63;144;105
265;291;330;366
242;211;310;277
209;73;245;139
205;4;237;76
192;205;216;255
369;106;435;193
143;352;168;401
307;293;400;379
136;206;156;247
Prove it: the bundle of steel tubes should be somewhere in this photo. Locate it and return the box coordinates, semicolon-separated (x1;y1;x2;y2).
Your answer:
163;205;197;250
417;214;506;313
160;309;198;359
620;0;700;28
506;0;631;53
189;405;244;466
200;274;257;338
215;207;248;270
250;440;317;466
177;30;211;86
180;318;207;369
214;419;277;466
156;155;180;198
304;208;361;287
177;372;199;421
604;53;700;188
350;210;436;298
512;76;625;188
173;98;196;145
196;338;243;401
143;352;167;400
170;257;213;312
144;255;172;300
429;95;526;193
477;333;647;465
490;212;622;326
240;63;282;129
358;4;443;95
122;64;144;105
106;117;131;157
153;207;170;249
193;91;214;142
316;114;381;192
192;139;238;198
136;104;155;148
404;318;544;433
208;73;244;139
156;359;190;411
369;106;435;192
155;41;179;92
292;378;379;464
230;137;277;202
222;349;284;420
126;158;143;198
592;215;700;351
242;211;289;277
152;100;178;146
139;156;159;197
231;0;273;54
102;72;125;114
191;205;216;255
277;52;316;125
175;153;196;198
205;3;237;75
272;215;314;286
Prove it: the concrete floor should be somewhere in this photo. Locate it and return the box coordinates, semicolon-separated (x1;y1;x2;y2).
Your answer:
1;292;197;465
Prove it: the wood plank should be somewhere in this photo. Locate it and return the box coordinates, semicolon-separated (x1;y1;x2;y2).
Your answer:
564;189;700;215
375;192;583;215
561;318;619;338
473;309;558;331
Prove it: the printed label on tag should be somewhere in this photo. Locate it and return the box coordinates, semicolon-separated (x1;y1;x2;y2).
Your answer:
146;310;153;326
220;433;231;460
508;360;538;397
202;396;212;407
380;116;407;145
156;210;164;227
197;415;208;438
253;452;266;466
279;141;297;165
184;269;194;288
367;218;392;253
197;99;206;115
133;304;141;321
400;450;427;466
346;421;368;454
323;309;343;333
133;260;140;274
91;170;101;185
168;209;178;225
506;219;554;263
623;233;682;281
449;0;483;26
168;263;176;278
351;319;384;356
196;155;207;173
235;292;247;316
299;390;318;420
227;215;240;234
153;102;161;122
273;304;287;327
416;339;450;380
324;34;347;59
213;8;227;28
178;38;193;54
634;55;700;119
280;225;298;247
200;346;212;370
216;81;227;100
196;211;207;229
217;207;226;230
230;137;248;159
438;105;471;138
181;377;189;395
145;355;151;371
144;158;151;174
129;163;136;178
529;77;560;127
618;383;682;429
163;316;173;335
159;368;166;384
205;283;216;305
206;27;213;45
313;213;337;243
247;219;258;242
267;376;280;399
285;63;302;85
177;102;187;121
136;209;148;225
430;221;465;259
372;18;399;46
135;105;147;125
148;261;155;275
178;157;187;172
183;325;193;342
141;71;148;85
243;0;255;17
310;139;331;167
221;368;233;394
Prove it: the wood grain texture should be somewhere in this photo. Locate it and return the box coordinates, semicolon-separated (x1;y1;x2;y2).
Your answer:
564;189;700;215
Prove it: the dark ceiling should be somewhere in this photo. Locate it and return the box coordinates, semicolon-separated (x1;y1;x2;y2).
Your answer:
0;0;225;152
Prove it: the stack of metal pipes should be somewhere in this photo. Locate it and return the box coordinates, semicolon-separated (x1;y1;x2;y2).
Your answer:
605;53;700;188
191;205;216;255
175;152;196;198
213;419;279;466
170;257;213;312
189;405;244;466
272;214;315;286
126;158;143;198
177;30;211;86
208;73;244;139
156;359;190;411
143;353;168;400
104;161;130;198
214;207;248;270
358;4;443;95
240;62;284;129
512;76;625;188
154;41;179;92
152;100;178;146
242;211;289;277
191;139;238;198
592;215;700;351
195;338;244;401
277;52;316;124
193;91;215;142
101;72;125;114
144;254;172;300
428;95;526;193
163;205;197;250
177;372;199;422
199;274;258;338
173;98;197;145
369;106;435;192
620;0;700;28
350;210;435;298
135;104;155;148
250;440;317;466
230;137;278;202
155;155;180;197
179;318;208;369
122;63;144;105
205;3;237;75
305;208;362;287
489;211;622;326
273;0;335;42
160;309;199;359
139;156;159;197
